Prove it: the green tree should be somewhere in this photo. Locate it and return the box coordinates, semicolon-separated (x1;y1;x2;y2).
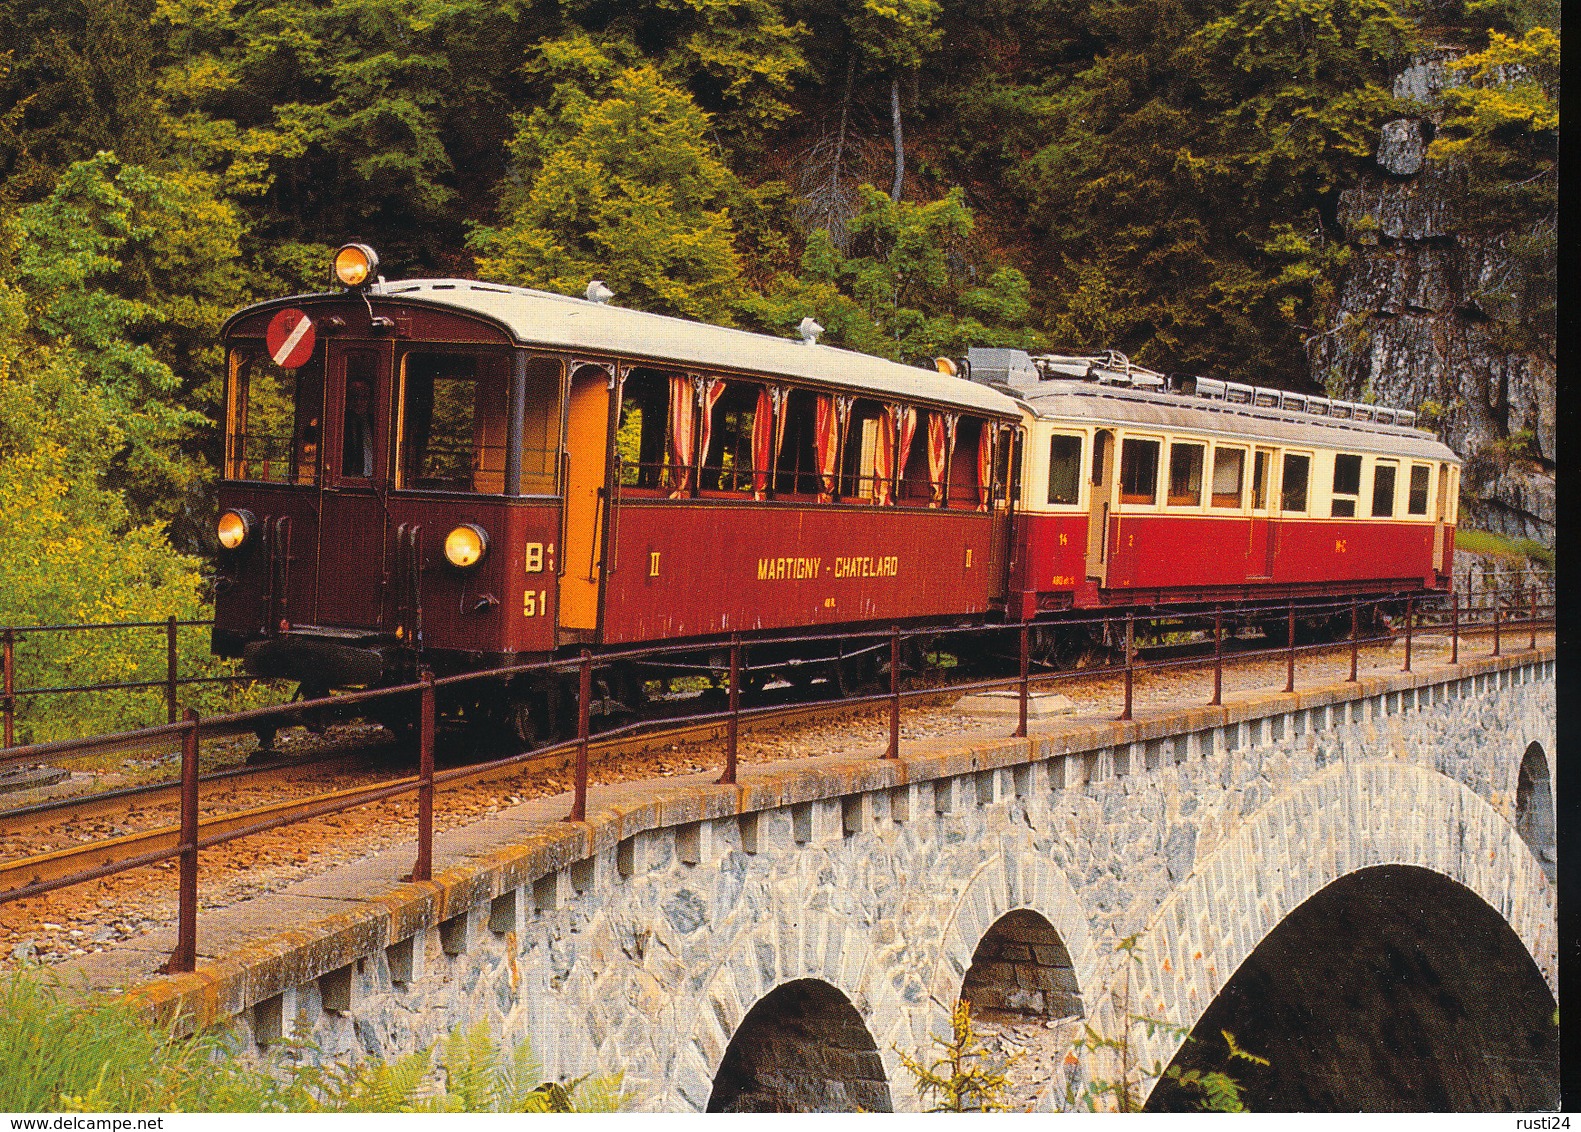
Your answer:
937;0;1415;384
745;184;1038;360
9;152;247;533
470;36;748;319
154;0;549;270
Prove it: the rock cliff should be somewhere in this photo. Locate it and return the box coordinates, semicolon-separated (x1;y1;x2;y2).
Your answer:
1308;52;1554;544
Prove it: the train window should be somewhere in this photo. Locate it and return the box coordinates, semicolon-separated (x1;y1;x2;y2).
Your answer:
701;382;766;495
1280;453;1310;512
1119;438;1160;505
396;352;508;493
1408;464;1431;515
950;417;984;508
225;345;324;484
1167;442;1205;506
1331;453;1362;517
897;408;930;505
1371;461;1397;517
842;400;888;501
340;351;379;478
1047;434;1082;505
774;388;821;497
519;356;563;494
1211;446;1244;507
1090;430;1110;485
1251;449;1270;509
616;369;672;492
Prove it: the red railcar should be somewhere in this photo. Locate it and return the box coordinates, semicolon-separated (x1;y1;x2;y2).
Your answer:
968;349;1459;650
213;249;1021;733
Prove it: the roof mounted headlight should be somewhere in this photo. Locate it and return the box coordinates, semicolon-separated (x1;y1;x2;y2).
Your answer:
333;243;379;289
217;509;255;551
443;523;488;569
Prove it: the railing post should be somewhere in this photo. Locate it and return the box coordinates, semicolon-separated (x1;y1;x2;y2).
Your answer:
1210;604;1223;706
2;628;13;749
1015;622;1030;739
413;673;435;882
1284;601;1296;694
1348;596;1359;683
569;650;592;822
719;634;740;784
886;625;901;759
1120;613;1135;721
1450;592;1459;665
1529;587;1538;651
165;615;180;724
1492;589;1501;657
1402;594;1413;672
165;709;201;974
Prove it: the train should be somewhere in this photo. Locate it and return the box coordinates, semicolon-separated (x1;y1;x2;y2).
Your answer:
211;244;1459;741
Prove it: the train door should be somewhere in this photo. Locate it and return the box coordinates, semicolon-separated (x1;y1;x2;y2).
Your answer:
1432;461;1450;572
1247;446;1276;579
558;363;612;635
315;341;392;627
1085;428;1115;584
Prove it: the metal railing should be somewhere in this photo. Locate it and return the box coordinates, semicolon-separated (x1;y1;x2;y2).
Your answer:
0;617;290;749
0;575;1553;976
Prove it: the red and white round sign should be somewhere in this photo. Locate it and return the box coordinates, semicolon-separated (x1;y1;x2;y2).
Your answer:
265;307;317;369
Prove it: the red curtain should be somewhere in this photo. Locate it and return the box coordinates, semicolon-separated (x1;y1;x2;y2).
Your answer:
771;386;790;493
977;424;993;511
695;378;726;489
927;411;949;507
895;406;918;505
815;393;840;502
667;374;694;497
875;407;896;506
751;386;774;499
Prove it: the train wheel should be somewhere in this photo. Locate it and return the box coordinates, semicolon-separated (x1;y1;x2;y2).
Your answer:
832;651;881;697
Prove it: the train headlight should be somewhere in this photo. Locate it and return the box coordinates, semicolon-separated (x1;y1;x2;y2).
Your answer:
333;243;379;289
217;509;255;550
444;523;488;569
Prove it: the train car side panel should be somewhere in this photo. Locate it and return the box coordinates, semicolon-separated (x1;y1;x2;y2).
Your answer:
600;502;999;643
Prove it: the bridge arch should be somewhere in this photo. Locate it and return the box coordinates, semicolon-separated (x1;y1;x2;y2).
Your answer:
1110;760;1555;1107
924;851;1095;1022
706;978;892;1112
1147;864;1558;1110
961;908;1082;1021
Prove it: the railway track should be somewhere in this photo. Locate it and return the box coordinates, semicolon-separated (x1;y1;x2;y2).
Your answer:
0;621;1541;912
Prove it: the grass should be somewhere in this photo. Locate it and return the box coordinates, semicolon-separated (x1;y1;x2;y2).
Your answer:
0;967;624;1112
1455;528;1554;571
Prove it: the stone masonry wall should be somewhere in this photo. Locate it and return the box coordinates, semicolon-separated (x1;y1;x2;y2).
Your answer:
120;651;1555;1112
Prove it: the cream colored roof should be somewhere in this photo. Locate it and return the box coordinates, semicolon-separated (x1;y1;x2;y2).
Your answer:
1016;380;1460;462
354;279;1022;417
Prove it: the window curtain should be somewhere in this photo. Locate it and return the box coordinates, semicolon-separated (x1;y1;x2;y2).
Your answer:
876;404;918;506
694;377;726;489
770;385;790;494
815;393;843;502
751;386;774;499
895;405;918;505
666;374;694;498
927;410;954;507
977;424;993;511
875;407;896;506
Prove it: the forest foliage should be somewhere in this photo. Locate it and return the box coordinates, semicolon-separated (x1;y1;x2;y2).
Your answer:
0;0;1558;721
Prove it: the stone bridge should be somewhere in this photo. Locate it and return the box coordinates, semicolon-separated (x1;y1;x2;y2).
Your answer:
89;647;1557;1111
